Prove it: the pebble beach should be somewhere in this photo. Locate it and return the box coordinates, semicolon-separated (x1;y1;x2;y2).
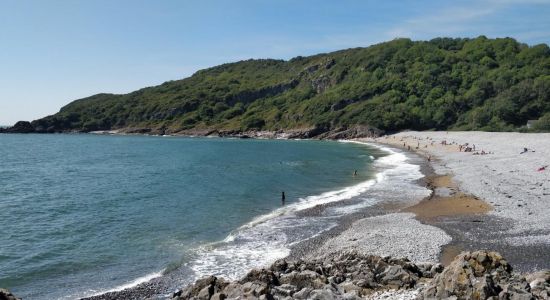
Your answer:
362;131;550;271
67;132;550;299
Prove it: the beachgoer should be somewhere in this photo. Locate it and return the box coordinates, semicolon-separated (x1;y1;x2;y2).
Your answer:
427;155;431;162
538;166;548;172
353;170;357;176
281;191;286;205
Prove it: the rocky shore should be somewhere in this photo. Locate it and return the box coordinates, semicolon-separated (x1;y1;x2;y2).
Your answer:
3;132;549;299
0;122;382;140
171;250;549;300
3;251;548;300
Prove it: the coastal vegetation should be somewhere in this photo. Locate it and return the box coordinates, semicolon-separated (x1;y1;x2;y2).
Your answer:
22;37;550;133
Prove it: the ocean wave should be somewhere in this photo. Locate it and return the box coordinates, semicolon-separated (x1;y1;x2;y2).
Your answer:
90;140;428;296
185;140;428;285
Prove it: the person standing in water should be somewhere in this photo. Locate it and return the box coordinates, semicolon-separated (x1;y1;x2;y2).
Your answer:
281;191;286;205
353;170;357;177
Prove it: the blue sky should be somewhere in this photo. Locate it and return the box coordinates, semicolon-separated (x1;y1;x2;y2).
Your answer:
1;0;550;125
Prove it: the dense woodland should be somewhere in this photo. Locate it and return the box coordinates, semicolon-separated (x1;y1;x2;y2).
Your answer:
29;37;550;133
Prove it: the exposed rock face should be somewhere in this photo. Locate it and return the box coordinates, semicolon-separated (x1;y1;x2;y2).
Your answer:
0;288;21;300
173;251;549;300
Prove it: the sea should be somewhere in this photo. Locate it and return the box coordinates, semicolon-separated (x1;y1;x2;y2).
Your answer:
0;134;428;299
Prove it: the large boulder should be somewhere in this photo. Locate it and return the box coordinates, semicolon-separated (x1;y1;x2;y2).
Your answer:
421;250;516;299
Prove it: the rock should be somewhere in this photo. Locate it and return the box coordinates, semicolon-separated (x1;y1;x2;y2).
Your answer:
421;250;514;299
339;281;362;295
271;259;288;273
178;275;228;300
308;288;336;300
498;276;533;300
377;265;417;288
241;281;268;296
272;284;298;297
221;282;244;299
279;270;320;289
2;121;35;133
239;269;279;286
315;125;383;139
210;292;226;300
293;287;313;299
0;289;21;300
174;251;548;300
197;286;212;300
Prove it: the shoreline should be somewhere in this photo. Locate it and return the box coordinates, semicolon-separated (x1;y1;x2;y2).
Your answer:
361;132;550;272
81;139;434;299
78;132;549;298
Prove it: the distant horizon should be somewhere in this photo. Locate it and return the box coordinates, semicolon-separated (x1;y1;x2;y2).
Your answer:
2;0;550;125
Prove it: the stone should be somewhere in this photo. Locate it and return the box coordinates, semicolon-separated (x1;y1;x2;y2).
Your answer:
308;288;336;300
240;269;279;286
222;283;244;299
339;281;362;295
293;287;313;299
173;251;548;300
271;259;288;273
378;265;417;288
279;270;319;289
421;251;513;299
197;286;211;300
210;292;226;300
0;289;21;300
272;284;298;297
241;281;268;296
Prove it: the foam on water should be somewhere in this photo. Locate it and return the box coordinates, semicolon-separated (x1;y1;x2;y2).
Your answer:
185;141;429;285
1;136;430;299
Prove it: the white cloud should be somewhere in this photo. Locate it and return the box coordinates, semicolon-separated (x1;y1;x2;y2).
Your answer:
386;0;550;42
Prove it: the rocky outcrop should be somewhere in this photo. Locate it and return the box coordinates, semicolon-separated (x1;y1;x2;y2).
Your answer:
421;250;549;300
172;251;549;300
316;125;384;139
0;121;35;133
0;288;21;300
173;251;432;300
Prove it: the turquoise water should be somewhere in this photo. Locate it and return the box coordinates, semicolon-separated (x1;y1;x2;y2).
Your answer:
0;134;383;299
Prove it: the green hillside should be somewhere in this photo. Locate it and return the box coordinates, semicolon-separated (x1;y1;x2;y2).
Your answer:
28;36;550;134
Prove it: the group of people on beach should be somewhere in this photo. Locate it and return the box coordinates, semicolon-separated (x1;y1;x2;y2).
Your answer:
397;135;495;156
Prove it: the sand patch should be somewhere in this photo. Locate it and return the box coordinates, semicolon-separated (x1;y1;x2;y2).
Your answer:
405;175;492;222
426;174;456;190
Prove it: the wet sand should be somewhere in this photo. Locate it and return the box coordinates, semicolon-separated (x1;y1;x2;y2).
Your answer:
405;174;492;222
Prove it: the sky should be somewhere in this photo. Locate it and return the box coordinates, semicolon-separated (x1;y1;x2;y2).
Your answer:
1;0;550;125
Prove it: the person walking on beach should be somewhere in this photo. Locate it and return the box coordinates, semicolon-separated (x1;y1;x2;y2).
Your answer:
281;191;286;205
